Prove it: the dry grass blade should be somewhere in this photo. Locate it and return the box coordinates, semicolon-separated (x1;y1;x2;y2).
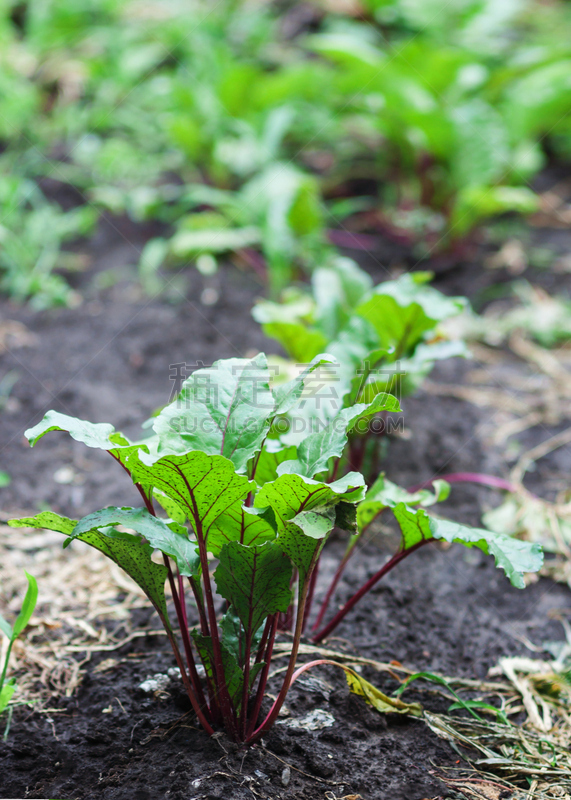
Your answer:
425;710;571;788
427;647;571;799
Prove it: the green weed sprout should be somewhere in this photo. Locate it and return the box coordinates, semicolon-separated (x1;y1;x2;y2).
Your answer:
0;572;38;738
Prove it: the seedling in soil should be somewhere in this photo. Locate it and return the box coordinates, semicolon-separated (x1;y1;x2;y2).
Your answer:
0;572;38;738
10;353;542;743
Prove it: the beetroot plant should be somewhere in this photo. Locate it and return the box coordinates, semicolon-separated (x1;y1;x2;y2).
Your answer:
10;353;542;743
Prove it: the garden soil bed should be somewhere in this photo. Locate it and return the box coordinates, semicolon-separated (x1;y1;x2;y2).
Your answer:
1;213;571;799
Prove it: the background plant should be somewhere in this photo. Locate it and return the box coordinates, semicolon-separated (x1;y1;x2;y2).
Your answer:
1;0;571;303
9;353;541;743
253;259;467;478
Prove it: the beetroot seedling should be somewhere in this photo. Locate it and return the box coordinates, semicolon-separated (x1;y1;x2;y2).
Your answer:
10;353;542;743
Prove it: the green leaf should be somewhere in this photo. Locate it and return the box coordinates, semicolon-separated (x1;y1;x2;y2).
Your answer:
272;355;335;416
12;573;38;638
277;393;400;478
255;472;365;528
191;632;264;710
450;100;509;190
208;505;276;557
312;258;373;340
280;506;337;582
25;410;117;449
335;502;358;535
252;441;298;486
355;274;466;356
393;504;543;588
170;225;261;256
220;609;249;665
214;541;292;634
72;507;200;577
0;613;13;641
452;186;539;236
127;451;251;547
357;474;449;531
279;524;327;585
255;473;362;583
290;505;337;539
261;322;328;363
308;32;385;69
0;683;16;714
153;354;274;472
191;632;244;707
252;291;314;326
152;489;187;524
9;511;75;536
9;512;170;624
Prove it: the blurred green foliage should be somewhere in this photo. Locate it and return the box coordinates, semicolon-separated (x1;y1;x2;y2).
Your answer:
1;0;571;304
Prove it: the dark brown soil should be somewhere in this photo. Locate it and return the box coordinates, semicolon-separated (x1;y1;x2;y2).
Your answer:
1;213;571;800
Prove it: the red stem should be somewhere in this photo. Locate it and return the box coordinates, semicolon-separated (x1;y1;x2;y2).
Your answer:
312;534;361;633
254;615;273;664
407;472;519;494
246;613;279;739
163;557;210;713
188;577;210;637
248;551;320;744
302;556;320;634
195;527;238;738
311;539;431;644
107;455;213;731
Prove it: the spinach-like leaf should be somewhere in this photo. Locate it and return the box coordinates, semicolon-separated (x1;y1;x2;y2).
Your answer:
72;507;200;577
357;474;449;531
393;504;543;588
255;472;365;527
9;512;170;622
355;273;466;356
208;505;277;557
277;393;400;478
26;410;117;449
127;451;251;544
214;541;292;634
153;353;274;472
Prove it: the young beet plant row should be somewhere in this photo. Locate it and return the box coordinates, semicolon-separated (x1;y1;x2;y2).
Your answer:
10;350;542;744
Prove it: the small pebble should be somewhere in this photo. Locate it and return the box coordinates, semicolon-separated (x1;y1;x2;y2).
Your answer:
200;287;219;305
53;466;75;484
281;766;291;787
138;673;170;693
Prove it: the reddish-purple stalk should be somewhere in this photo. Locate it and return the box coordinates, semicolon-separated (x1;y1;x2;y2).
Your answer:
136;483;210;714
407;472;520;494
312;539;431;644
311;470;519;641
254;614;273;663
312;535;360;633
163;554;210;714
193;519;239;738
239;618;255;739
302;558;319;634
246;612;279;739
109;455;215;732
247;551;320;744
